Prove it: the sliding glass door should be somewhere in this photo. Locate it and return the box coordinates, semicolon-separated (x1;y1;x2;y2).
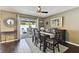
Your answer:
18;17;37;39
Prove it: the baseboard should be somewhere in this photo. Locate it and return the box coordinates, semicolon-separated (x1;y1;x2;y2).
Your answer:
0;39;20;43
66;41;79;47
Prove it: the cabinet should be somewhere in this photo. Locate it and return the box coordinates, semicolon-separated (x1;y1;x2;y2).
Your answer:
59;29;66;44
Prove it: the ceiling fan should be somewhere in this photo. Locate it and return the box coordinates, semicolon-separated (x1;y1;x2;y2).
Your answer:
37;6;48;14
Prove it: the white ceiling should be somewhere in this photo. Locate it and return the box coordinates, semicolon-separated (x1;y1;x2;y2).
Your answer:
0;6;78;18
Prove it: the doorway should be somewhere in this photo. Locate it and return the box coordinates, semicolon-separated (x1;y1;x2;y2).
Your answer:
19;18;37;39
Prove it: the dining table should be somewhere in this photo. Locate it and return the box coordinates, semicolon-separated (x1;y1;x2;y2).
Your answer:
40;31;54;52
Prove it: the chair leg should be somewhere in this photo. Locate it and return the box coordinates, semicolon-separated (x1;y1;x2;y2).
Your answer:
40;43;41;50
53;46;55;53
32;36;34;42
57;44;60;52
37;39;39;44
36;39;38;47
34;37;37;46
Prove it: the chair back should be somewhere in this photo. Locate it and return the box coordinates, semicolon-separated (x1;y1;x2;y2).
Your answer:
32;28;36;36
34;28;40;39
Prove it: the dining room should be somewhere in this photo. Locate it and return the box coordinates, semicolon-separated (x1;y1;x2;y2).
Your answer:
0;6;79;53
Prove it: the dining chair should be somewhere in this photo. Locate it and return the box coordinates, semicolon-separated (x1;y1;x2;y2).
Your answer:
39;33;46;50
34;28;40;47
45;28;60;53
34;28;45;51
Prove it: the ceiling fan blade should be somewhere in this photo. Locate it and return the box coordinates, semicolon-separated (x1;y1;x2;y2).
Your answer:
37;6;48;14
41;11;48;13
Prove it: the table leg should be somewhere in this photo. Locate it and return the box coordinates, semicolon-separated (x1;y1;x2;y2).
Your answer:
43;36;47;53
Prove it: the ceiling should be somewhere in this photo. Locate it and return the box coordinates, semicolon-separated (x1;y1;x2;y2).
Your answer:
0;6;78;18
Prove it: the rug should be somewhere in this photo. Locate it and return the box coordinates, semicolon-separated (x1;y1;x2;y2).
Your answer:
25;38;68;53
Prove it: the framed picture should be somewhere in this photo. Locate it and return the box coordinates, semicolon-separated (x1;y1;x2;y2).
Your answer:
50;17;64;28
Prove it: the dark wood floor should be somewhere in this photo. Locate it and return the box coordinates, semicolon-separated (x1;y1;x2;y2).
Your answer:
0;39;79;53
0;39;31;53
64;43;79;53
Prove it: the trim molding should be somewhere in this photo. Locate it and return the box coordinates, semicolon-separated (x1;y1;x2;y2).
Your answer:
0;39;19;43
66;41;79;47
